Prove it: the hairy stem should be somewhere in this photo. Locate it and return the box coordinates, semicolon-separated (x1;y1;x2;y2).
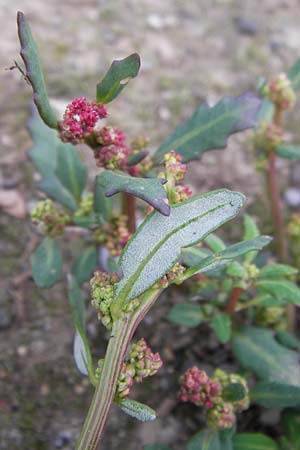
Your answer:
225;286;244;313
75;289;160;450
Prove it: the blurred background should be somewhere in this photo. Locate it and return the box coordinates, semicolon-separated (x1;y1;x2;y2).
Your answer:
1;0;300;449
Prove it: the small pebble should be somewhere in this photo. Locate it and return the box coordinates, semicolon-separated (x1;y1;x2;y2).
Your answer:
235;17;258;36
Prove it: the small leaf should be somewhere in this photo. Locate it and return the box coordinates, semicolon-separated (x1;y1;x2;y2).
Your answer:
153;92;261;163
251;382;300;408
95;170;170;216
112;190;244;313
71;247;98;286
186;429;220;450
256;279;300;304
243;214;259;263
232;327;300;386
226;261;248;278
68;275;93;378
275;330;300;351
210;313;232;343
73;331;88;376
233;433;279;450
118;398;156;422
17;12;57;128
255;98;275;123
222;383;246;402
96;53;141;103
182;246;212;267
259;263;298;278
55;143;87;203
275;145;300;160
94;177;113;222
31;237;62;288
127;151;148;166
168;303;204;328
281;409;300;449
288;59;300;91
205;233;226;252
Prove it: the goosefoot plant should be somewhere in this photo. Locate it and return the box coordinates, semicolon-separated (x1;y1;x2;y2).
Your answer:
15;11;300;450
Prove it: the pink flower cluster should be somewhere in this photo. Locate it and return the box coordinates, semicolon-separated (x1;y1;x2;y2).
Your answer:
164;151;187;181
263;73;296;111
179;367;220;408
116;338;163;399
207;402;236;430
58;97;108;144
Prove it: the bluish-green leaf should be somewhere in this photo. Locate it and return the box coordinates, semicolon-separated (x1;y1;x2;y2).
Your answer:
112;190;245;314
71;247;98;286
275;145;300;160
251;382;300;408
288;59;300;91
31;237;62;288
281;409;300;449
255;98;274;123
205;233;226;252
96;53;141;103
275;330;300;351
186;430;220;450
55;144;87;203
259;264;298;278
182;246;212;267
153;93;261;163
168;303;204;327
95;170;170;216
243;214;259;263
233;433;279;450
232;327;300;386
68;275;93;378
17;12;57;128
210;312;232;343
118;398;156;422
256;279;300;304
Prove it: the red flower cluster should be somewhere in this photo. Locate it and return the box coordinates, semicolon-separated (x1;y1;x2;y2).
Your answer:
179;367;220;408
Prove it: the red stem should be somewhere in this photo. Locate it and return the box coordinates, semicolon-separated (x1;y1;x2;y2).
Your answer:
122;193;136;233
225;286;244;313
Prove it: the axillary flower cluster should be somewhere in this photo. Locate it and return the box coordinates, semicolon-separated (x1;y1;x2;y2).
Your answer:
158;151;192;204
179;367;249;430
31;199;70;236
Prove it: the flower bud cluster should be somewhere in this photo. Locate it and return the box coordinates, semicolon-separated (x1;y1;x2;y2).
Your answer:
158;152;192;205
93;126;131;171
74;193;94;218
254;120;283;151
90;270;119;330
159;262;186;288
31;199;70;236
255;306;287;331
263;73;296;111
94;215;132;256
179;367;249;430
58;97;108;144
243;262;260;280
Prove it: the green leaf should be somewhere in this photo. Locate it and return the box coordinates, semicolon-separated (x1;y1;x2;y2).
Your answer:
210;313;232;343
55;143;87;203
186;430;220;450
288;59;300;91
275;330;300;351
168;303;204;327
182;246;212;267
31;237;62;288
112;190;245;313
259;264;298;278
205;233;226;252
184;236;272;279
256;279;300;304
153;93;261;163
232;327;300;386
275;145;300;160
233;433;279;450
281;409;300;449
243;214;259;263
67;275;93;378
17;12;57;129
127;151;148;166
118;398;156;422
28;113;84;210
226;261;248;278
71;247;98;286
255;98;275;123
96;53;141;103
94;177;113;222
251;382;300;408
223;383;246;402
219;428;234;450
95;170;170;216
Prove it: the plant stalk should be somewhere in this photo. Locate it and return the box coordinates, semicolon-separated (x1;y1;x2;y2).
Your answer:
225;286;244;313
122;193;136;233
75;289;160;450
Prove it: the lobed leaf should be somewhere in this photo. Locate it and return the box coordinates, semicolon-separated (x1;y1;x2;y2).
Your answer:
17;12;57;128
31;237;62;288
153;92;261;163
96;53;141;103
95;170;170;216
112;190;245;313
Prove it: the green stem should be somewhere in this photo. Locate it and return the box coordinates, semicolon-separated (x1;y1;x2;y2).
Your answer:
75;288;161;450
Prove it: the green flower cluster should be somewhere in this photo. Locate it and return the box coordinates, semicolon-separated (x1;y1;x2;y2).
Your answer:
31;199;70;236
90;271;119;330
